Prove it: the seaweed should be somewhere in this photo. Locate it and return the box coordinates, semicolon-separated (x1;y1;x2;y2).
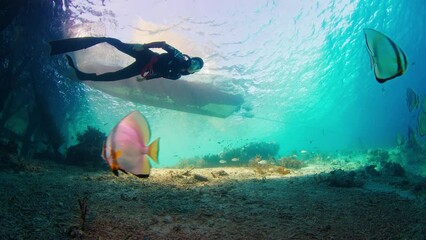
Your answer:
276;166;291;175
279;156;305;169
203;141;279;166
68;196;89;239
174;141;280;168
65;126;106;167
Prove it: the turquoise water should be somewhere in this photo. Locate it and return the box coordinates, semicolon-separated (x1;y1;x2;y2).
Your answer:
2;2;426;238
1;0;426;167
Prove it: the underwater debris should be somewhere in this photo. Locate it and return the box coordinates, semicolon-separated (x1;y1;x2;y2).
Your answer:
68;196;89;238
182;167;195;177
167;170;186;181
211;170;228;178
193;174;209;182
66;126;106;166
78;196;88;231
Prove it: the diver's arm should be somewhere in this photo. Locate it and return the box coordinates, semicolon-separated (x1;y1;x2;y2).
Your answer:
143;42;184;60
143;41;166;49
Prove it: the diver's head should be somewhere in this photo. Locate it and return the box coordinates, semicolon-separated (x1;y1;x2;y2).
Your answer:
183;56;204;74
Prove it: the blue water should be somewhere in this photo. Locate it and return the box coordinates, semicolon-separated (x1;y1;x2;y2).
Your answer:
2;1;426;238
56;0;424;166
5;0;426;167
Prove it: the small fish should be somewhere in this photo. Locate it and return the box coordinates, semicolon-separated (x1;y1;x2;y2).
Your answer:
219;160;227;164
231;158;239;162
258;160;268;165
406;88;419;112
300;150;307;154
101;111;159;178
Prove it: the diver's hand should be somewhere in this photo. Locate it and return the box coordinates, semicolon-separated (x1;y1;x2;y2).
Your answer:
136;76;146;82
175;51;184;60
132;44;145;51
163;43;184;60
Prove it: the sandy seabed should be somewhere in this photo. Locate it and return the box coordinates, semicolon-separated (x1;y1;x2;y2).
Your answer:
1;160;426;240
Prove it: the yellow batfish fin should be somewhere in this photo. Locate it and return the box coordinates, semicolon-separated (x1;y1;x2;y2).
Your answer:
148;137;160;164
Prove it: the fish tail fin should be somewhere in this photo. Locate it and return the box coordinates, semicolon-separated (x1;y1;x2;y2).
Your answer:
148;137;160;164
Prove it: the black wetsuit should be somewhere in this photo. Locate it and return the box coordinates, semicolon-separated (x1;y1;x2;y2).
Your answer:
60;37;190;81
